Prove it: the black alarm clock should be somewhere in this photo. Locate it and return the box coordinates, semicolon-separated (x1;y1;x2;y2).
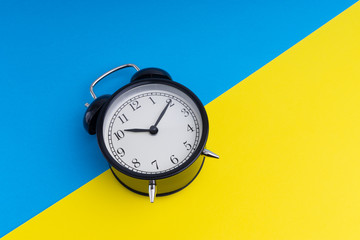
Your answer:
84;64;219;202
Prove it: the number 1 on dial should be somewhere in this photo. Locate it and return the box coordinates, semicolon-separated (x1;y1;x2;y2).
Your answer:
149;97;156;104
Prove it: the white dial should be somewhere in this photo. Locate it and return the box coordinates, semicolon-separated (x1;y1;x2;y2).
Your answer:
102;83;203;175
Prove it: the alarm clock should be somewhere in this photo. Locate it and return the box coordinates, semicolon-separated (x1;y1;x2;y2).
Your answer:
84;64;219;202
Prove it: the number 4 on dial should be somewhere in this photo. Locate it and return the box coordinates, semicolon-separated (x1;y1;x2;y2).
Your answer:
187;124;194;132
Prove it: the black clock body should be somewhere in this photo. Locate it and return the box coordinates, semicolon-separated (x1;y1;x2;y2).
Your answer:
88;68;209;196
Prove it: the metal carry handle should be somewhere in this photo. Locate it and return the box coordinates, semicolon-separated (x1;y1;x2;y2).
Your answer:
90;63;140;99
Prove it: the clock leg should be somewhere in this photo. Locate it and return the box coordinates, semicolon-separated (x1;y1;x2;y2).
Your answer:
109;156;206;200
148;180;157;203
202;149;220;159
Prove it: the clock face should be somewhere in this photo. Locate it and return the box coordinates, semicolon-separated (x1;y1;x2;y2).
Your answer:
99;82;206;177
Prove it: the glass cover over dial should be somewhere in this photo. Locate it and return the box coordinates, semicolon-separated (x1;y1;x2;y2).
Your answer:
102;83;203;175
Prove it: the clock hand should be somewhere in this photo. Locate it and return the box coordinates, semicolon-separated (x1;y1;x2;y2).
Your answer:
124;125;159;135
124;128;150;132
124;100;171;135
153;99;172;127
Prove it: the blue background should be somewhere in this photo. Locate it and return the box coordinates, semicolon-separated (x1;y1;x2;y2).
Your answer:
0;0;356;237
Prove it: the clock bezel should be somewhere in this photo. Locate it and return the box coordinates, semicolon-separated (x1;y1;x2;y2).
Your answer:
96;78;209;180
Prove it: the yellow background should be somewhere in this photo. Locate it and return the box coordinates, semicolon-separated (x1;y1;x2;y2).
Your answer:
3;2;360;239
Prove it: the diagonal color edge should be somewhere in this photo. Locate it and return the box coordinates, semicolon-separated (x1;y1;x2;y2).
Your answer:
3;2;360;239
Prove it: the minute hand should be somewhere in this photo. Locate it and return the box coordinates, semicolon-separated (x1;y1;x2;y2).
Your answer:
153;100;172;127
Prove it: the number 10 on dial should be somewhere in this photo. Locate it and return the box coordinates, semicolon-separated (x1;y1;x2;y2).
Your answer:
84;65;219;202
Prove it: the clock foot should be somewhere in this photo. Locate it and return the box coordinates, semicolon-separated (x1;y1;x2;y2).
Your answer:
202;149;219;159
149;180;157;203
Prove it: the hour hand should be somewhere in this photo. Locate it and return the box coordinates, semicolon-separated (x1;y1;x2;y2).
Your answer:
124;128;150;132
124;126;159;135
